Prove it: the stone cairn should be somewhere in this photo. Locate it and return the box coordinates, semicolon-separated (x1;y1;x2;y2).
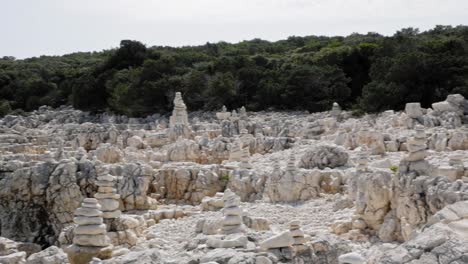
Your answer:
239;147;252;169
356;147;369;172
168;92;191;140
95;172;121;220
66;198;112;264
220;189;245;234
216;105;231;120
229;110;239;122
286;154;297;172
289;220;308;250
239;106;247;119
169;92;189;128
405;126;427;162
330;102;342;119
228;138;243;162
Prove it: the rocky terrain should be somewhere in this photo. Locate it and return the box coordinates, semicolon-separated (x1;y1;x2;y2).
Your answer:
1;92;468;263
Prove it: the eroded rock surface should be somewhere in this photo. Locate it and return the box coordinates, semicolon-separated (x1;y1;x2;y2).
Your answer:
1;94;468;263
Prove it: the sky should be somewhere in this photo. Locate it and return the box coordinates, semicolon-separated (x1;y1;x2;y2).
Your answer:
1;0;467;59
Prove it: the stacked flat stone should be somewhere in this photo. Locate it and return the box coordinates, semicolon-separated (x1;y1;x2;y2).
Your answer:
220;189;245;234
405;126;427;162
73;198;110;247
239;147;252;169
289;220;307;248
169;92;189;128
356;148;369;172
95;174;121;219
286;154;296;172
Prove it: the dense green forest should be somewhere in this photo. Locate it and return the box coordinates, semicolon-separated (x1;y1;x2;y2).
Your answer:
1;25;468;117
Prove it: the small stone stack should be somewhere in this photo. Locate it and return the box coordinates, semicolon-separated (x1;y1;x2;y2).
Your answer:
216;105;231;120
73;198;109;247
286;154;296;172
405;126;427;162
95;174;121;219
229;110;239;121
330;102;342;119
66;198;112;264
289;221;308;250
220;189;245;234
239;147;252;169
239;106;247;119
356;147;369;172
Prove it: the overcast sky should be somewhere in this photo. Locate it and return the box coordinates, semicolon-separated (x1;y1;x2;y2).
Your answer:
2;0;467;59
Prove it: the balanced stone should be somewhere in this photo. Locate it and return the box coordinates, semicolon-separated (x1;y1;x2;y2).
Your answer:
98;187;115;193
75;208;103;217
222;206;242;216
74;224;107;235
83;198;99;204
74;216;103;225
82;202;102;210
96;181;114;187
99;199;119;211
97;175;115;182
73;234;110;247
102;211;122;219
223;215;242;225
95;193;120;199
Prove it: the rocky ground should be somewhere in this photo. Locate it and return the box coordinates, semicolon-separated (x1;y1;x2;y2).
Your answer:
1;92;468;263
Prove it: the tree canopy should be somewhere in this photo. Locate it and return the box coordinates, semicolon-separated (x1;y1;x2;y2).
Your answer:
1;25;468;117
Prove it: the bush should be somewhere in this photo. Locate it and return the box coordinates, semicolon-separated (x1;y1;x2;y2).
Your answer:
0;100;11;117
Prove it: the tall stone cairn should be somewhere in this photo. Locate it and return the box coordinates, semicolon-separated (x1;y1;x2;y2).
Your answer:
66;198;112;264
405;126;427;162
169;92;189;128
220;189;245;234
95;173;121;219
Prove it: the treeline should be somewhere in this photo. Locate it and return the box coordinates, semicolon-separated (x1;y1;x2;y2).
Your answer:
1;25;468;117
